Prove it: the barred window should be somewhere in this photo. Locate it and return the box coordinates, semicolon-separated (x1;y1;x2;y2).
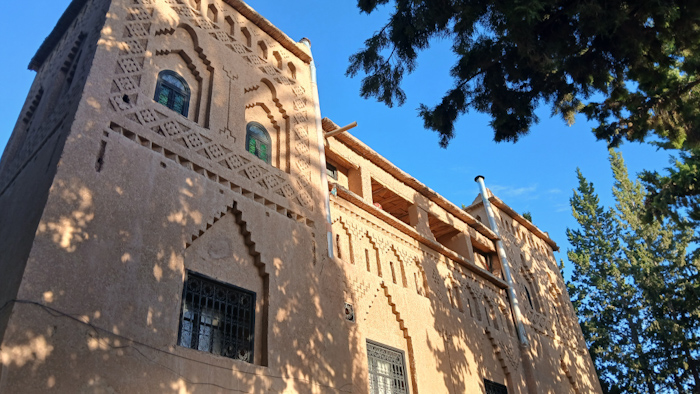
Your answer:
366;341;408;394
484;379;508;394
177;271;255;363
154;70;190;116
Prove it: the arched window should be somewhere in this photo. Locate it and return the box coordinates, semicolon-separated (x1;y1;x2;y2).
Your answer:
154;70;190;116
246;122;271;163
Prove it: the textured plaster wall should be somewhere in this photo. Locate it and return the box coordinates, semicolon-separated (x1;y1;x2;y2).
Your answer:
0;0;602;393
466;203;603;393
0;0;109;348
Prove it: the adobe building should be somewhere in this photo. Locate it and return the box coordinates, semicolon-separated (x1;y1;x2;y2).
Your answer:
0;0;602;393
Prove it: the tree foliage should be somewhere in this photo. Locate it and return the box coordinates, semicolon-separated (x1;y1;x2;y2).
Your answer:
348;0;700;227
348;0;700;149
567;151;699;393
641;148;700;258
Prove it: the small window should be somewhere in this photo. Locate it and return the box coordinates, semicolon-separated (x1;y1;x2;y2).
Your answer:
484;378;508;394
475;250;492;271
245;122;271;163
367;341;409;394
154;70;190;116
326;162;338;180
524;285;534;309
177;271;255;363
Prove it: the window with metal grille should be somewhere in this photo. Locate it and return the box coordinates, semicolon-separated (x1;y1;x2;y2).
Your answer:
245;122;271;164
484;379;508;394
154;70;190;116
366;341;409;394
177;271;255;363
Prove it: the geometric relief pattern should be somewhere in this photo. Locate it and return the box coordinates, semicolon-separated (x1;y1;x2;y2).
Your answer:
0;12;94;194
106;1;314;212
331;202;448;311
107;122;314;234
486;325;520;376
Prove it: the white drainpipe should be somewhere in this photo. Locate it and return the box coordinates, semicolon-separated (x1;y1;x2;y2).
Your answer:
475;175;529;346
300;38;334;259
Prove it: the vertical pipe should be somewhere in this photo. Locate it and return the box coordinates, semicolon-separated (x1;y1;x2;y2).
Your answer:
301;38;334;259
475;175;529;346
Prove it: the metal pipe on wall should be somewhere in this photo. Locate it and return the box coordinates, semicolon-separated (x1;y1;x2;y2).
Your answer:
301;38;334;259
475;175;530;346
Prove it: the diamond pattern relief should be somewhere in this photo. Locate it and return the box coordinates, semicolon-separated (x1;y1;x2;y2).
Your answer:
110;95;133;111
193;17;215;29
261;65;278;75
137;109;159;124
263;174;282;189
293;125;308;139
127;7;152;20
297;191;313;208
213;31;231;42
123;40;145;54
295;141;310;155
162;120;184;136
229;43;248;54
126;23;149;37
225;155;246;170
275;76;295;86
104;0;316;220
205;144;225;159
296;159;309;172
280;184;295;198
118;57;142;74
244;165;264;180
293;112;307;124
296;175;310;191
293;99;306;111
173;6;195;17
245;55;265;65
115;76;137;91
185;133;205;148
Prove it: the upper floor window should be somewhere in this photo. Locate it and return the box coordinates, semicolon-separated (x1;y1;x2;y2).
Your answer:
326;162;338;180
246;122;271;164
177;271;256;363
154;70;190;116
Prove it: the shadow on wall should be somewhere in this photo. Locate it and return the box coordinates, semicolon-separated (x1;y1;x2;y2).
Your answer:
0;0;598;393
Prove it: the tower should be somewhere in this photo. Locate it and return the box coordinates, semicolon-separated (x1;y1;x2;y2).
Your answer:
0;1;602;393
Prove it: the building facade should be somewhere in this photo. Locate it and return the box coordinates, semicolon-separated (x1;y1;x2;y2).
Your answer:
0;0;601;393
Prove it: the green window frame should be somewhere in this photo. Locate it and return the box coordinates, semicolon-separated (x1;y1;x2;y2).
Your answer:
246;122;271;164
154;70;190;116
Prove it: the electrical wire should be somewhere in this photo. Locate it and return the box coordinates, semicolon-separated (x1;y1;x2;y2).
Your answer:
1;299;354;393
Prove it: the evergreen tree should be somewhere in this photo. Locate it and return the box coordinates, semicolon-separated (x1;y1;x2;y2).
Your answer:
348;0;700;228
567;169;650;393
349;0;700;150
568;151;700;393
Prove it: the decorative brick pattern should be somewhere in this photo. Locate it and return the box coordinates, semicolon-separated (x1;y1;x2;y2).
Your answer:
105;1;314;213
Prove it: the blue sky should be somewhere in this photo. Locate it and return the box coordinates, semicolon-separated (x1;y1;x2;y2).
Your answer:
0;1;674;278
